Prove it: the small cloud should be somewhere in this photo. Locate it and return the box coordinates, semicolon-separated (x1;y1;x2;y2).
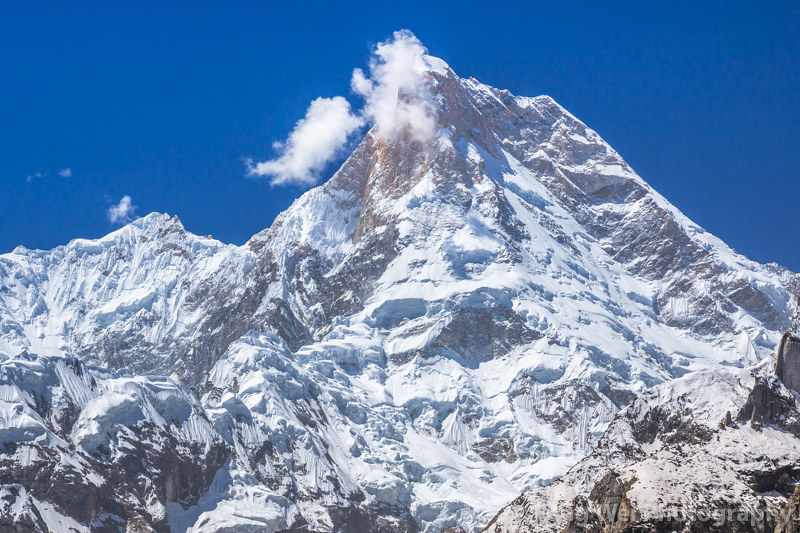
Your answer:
107;195;137;224
351;29;438;142
247;96;363;186
26;167;73;182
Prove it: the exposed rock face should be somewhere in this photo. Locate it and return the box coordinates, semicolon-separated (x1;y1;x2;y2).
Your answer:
580;472;638;532
0;53;798;531
737;375;800;437
776;333;800;394
775;485;800;533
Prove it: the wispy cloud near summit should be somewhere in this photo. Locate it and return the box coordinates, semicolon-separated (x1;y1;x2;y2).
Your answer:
108;195;136;224
351;30;438;143
248;30;442;187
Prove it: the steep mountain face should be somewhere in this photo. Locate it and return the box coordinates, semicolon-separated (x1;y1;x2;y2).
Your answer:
0;353;227;532
0;55;797;532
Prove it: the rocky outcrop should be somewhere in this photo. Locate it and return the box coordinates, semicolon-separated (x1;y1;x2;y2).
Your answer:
775;485;800;533
776;333;800;394
559;480;640;533
737;376;800;437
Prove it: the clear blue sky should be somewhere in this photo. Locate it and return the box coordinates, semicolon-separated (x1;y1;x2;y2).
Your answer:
2;2;798;270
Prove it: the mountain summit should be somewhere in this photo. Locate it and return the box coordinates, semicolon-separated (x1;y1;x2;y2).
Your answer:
0;43;797;532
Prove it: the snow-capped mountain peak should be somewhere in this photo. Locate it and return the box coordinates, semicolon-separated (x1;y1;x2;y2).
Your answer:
0;56;797;532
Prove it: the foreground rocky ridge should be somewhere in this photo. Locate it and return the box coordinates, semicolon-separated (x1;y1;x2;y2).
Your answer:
486;332;800;533
0;53;798;532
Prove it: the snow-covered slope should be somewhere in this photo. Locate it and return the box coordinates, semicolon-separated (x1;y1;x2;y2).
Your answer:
0;54;798;532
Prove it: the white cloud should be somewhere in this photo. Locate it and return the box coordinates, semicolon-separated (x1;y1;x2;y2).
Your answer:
247;96;363;186
247;30;441;187
26;167;72;182
351;29;438;142
107;195;136;224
